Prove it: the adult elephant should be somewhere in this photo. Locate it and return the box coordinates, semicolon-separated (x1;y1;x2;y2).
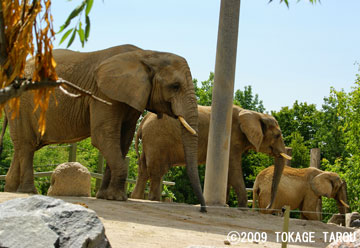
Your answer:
2;45;206;212
253;165;350;220
131;105;290;208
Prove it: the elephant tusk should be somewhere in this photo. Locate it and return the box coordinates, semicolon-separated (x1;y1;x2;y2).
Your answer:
280;153;292;160
340;199;350;209
178;116;197;136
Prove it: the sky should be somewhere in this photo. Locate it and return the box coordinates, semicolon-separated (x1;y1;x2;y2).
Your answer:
50;0;360;112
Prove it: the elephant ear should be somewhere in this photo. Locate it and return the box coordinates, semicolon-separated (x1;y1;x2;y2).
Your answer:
95;51;152;112
310;172;335;197
238;110;264;152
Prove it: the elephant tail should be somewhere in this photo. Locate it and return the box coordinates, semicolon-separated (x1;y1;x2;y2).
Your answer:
135;126;142;160
0;115;7;155
135;113;150;159
252;179;260;211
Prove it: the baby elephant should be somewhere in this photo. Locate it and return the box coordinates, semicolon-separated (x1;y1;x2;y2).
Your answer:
131;105;289;207
253;165;350;220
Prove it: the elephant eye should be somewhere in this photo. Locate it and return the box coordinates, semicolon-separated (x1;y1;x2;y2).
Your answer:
170;82;181;92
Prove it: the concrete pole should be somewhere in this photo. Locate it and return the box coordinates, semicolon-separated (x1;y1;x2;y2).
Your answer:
68;143;77;162
203;0;240;206
310;148;322;220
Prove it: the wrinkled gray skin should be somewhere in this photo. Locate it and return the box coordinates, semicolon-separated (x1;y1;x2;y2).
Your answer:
3;45;206;211
253;165;350;220
131;105;287;207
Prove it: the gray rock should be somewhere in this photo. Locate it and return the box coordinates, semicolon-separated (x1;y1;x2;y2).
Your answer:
0;195;111;248
346;212;360;228
351;219;360;228
328;213;346;226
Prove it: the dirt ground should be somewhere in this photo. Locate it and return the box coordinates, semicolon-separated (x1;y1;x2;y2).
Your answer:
0;192;356;248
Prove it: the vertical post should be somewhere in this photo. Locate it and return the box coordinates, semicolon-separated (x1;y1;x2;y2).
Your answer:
95;152;104;192
281;205;290;248
310;148;322;220
204;0;241;206
68;143;77;162
285;147;292;166
310;148;321;169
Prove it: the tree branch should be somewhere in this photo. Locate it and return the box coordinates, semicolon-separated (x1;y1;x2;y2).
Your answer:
0;78;112;105
0;1;8;67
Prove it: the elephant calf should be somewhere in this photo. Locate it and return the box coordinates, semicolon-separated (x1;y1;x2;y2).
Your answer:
131;105;290;207
253;165;350;220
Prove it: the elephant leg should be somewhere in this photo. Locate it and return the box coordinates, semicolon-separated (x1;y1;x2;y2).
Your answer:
301;197;320;220
148;178;162;201
226;184;231;203
4;152;21;192
148;165;168;201
228;155;247;208
95;146;128;200
131;153;149;199
14;145;37;193
91;119;128;200
97;165;111;198
91;104;140;200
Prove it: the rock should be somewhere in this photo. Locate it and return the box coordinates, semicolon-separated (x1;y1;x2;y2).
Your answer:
0;195;111;248
328;213;345;226
351;219;360;228
326;230;360;248
48;162;91;197
346;212;360;228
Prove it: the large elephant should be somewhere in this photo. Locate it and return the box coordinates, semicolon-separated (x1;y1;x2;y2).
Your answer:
253;165;350;220
2;45;206;211
131;105;290;207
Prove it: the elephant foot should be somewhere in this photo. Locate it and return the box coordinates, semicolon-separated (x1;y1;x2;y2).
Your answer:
237;202;248;209
4;184;19;192
96;188;127;201
16;184;38;194
96;189;107;199
130;191;144;199
148;193;161;201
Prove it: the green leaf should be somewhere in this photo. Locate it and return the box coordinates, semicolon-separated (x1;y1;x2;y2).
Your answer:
59;28;74;45
85;15;90;41
78;22;85;47
59;1;86;33
67;28;77;48
85;0;94;16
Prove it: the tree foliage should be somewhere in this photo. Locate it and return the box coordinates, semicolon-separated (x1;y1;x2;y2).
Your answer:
271;101;320;147
58;0;94;48
234;86;265;113
288;132;310;168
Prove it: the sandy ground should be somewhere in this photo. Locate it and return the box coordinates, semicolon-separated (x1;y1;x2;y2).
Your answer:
0;192;356;248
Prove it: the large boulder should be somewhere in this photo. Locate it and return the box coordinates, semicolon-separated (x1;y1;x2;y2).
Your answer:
327;230;360;248
48;162;91;197
0;195;111;248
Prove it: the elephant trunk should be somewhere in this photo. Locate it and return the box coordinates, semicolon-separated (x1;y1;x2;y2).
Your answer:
179;76;206;212
267;156;285;209
336;181;351;215
181;126;206;212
